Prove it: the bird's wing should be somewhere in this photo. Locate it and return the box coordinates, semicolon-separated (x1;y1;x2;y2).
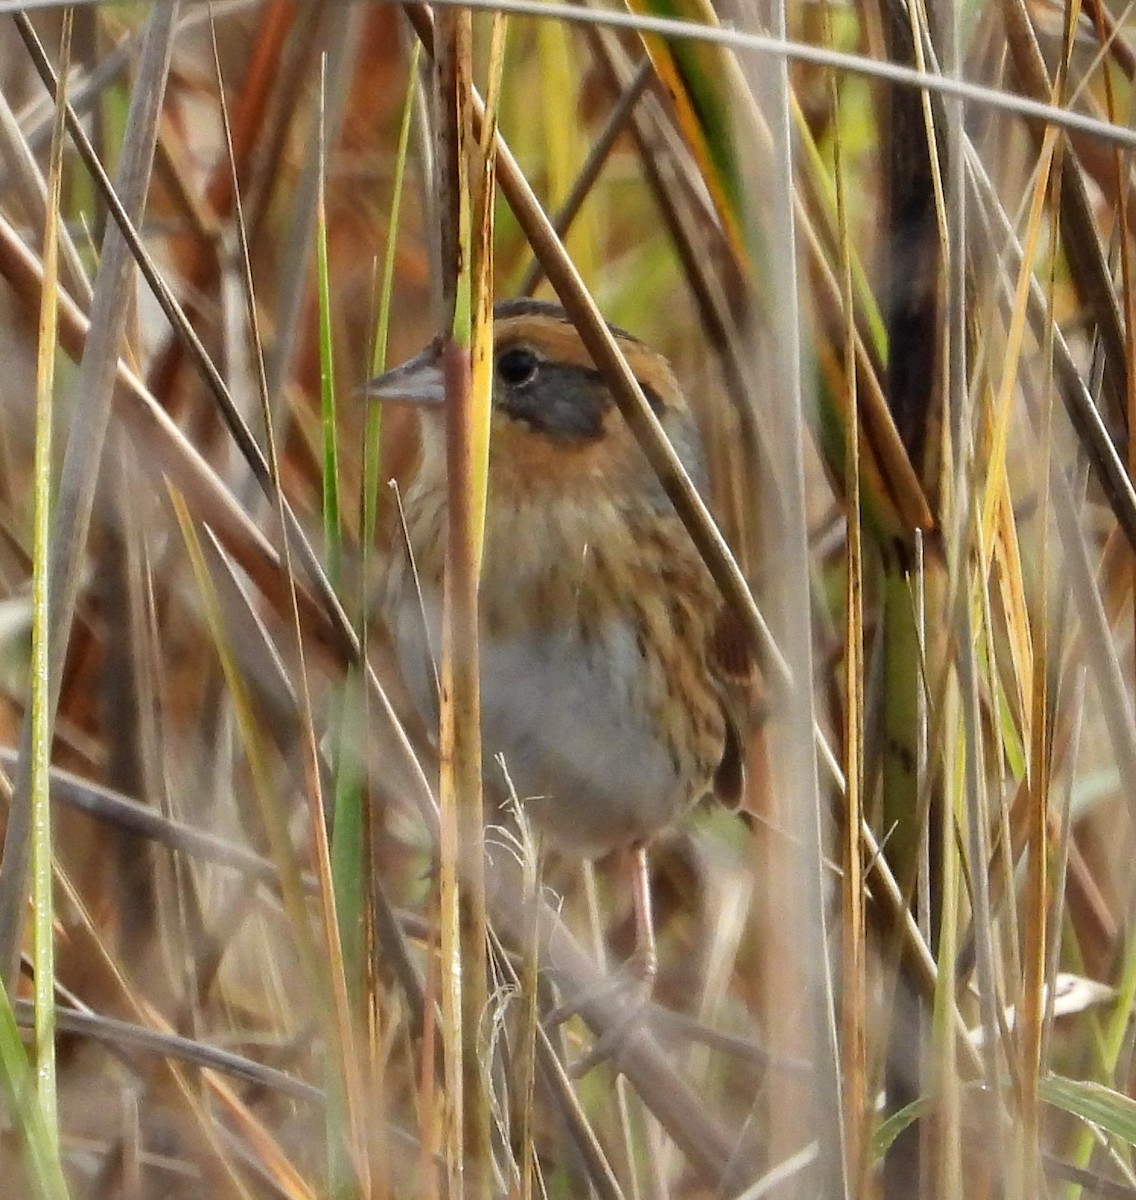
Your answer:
707;604;767;809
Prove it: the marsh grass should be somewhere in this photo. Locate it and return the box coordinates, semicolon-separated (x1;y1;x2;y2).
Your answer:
0;1;1132;1197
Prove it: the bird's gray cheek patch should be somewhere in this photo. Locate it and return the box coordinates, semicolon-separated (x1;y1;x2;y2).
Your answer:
498;364;612;442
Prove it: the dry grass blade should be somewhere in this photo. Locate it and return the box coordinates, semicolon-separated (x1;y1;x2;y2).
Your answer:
0;0;179;986
13;1000;324;1105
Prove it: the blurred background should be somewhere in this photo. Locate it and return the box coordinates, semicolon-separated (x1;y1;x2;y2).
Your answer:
0;0;1132;1197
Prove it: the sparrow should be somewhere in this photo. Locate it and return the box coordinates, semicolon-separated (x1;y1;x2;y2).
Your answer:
363;299;747;978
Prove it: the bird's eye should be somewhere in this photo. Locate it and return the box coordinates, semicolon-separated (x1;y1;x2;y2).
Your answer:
496;347;539;387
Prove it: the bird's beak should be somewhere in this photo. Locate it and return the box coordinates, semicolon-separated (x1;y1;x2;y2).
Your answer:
357;343;445;406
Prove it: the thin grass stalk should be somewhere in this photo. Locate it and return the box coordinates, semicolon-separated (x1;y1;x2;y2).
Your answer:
358;43;422;1200
11;998;321;1104
0;88;90;307
362;40;423;550
434;8;493;1190
1016;36;1078;1181
45;810;282;1196
472;12;507;570
170;494;329;1197
313;58;370;1196
409;0;1136;154
0;980;68;1200
209;30;371;1191
1017;166;1062;1200
0;188;438;860
418;893;442;1200
958;510;1006;1177
931;9;970;1194
515;59;651;298
878;566;926;1119
964;141;1136;570
158;0;301;409
329;700;366;1001
509;803;541;1200
912;543;935;1199
1039;669;1081;1061
473;46;511;1177
317;62;343;589
932;699;963;1200
431;18;467;1191
535;19;597;283
747;0;847;1185
791;115;887;358
28;10;72;1152
627;0;749;266
978;156;1061;573
0;0;179;990
1104;15;1136;743
1000;0;1128;421
970;496;1023;985
328;703;367;1198
10;13;381;676
1068;832;1136;1171
829;8;868;1185
253;3;353;461
985;484;1032;784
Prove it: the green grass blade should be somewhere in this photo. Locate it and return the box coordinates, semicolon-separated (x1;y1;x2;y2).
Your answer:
29;9;73;1156
316;59;341;588
0;980;69;1200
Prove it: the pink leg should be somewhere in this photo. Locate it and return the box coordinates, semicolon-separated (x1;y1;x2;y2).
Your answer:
629;843;658;991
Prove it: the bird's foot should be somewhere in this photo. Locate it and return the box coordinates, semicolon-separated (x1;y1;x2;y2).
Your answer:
545;946;658;1077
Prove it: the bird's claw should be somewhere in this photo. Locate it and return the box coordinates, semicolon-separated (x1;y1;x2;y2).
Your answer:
545;950;658;1077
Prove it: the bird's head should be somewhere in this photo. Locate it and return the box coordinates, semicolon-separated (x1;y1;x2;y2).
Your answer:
361;299;708;505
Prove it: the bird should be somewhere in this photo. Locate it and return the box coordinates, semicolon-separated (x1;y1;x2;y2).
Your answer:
362;298;748;985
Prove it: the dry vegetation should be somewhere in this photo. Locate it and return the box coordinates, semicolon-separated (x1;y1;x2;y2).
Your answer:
0;0;1133;1197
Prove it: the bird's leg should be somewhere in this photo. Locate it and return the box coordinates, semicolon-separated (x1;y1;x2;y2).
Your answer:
627;842;658;992
545;843;658;1076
